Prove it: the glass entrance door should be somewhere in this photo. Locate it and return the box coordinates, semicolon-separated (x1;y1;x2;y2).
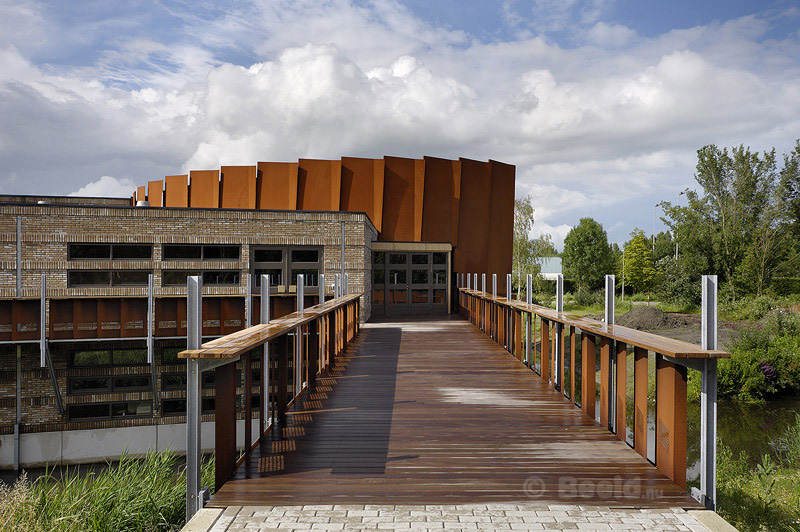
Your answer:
386;253;409;315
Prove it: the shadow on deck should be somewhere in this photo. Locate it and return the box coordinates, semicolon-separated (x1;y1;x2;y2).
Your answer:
208;315;700;509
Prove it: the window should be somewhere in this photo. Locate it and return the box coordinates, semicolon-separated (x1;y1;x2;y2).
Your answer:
162;372;187;390
291;249;318;263
69;349;147;367
389;253;406;265
68;270;149;287
412;254;428;265
67;400;152;421
291;269;318;286
162;270;199;286
434;270;447;284
254;249;282;262
71;350;111;367
202;270;240;285
202;397;215;413
254;269;282;287
411;269;429;284
433;252;447;265
251;246;322;293
373;269;385;284
162;245;240;260
161;347;185;365
162;398;186;416
372;252;385;265
68;244;152;260
113;375;151;391
68;377;110;394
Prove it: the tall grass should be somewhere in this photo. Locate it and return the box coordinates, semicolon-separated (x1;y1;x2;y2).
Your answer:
0;451;214;532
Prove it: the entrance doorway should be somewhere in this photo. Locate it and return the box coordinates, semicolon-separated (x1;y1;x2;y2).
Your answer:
372;250;448;316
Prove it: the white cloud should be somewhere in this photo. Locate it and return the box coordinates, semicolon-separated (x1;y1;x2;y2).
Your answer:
1;1;799;244
69;176;137;197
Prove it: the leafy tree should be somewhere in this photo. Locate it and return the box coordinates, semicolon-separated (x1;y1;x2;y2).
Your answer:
661;144;783;300
623;229;657;295
562;217;613;291
653;231;675;263
512;195;557;297
779;140;800;276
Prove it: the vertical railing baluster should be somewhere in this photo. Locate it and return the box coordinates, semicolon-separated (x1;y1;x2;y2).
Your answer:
185;276;202;521
700;275;718;509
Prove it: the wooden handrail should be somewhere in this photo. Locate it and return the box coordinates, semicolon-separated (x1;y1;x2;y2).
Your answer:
457;286;728;493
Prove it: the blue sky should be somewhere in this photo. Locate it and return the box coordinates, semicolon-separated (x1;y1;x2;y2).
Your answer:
1;0;799;248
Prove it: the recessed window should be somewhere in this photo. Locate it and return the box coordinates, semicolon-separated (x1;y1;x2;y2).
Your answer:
254;269;282;287
253;249;282;262
161;347;185;365
162;270;199;286
291;249;318;263
291;269;318;286
389;269;406;284
162;245;201;260
202;397;215;413
373;269;385;284
203;245;239;260
113;375;151;391
112;349;147;366
111;401;152;418
69;244;111;260
162;372;187;390
389;253;406;265
412;254;428;265
162;398;186;416
112;271;150;286
373;252;385;265
68;270;148;287
433;252;447;265
202;270;240;285
433;270;447;284
67;400;152;421
412;269;429;284
71;350;111;367
67;403;111;421
112;245;152;260
68;377;111;394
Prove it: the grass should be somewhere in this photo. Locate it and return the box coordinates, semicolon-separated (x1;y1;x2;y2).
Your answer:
0;451;215;532
716;414;800;532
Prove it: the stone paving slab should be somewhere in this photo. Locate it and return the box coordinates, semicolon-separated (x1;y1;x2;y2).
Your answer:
193;504;721;532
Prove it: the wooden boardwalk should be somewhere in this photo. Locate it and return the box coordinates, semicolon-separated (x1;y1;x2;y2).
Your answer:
209;315;700;509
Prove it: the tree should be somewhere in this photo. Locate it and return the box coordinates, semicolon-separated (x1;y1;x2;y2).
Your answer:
653;231;675;263
512;195;556;298
562;217;613;292
661;144;784;300
623;229;657;295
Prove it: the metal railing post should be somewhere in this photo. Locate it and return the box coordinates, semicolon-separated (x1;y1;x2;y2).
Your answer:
185;276;202;521
604;274;615;428
40;274;46;368
555;274;563;388
466;272;471;290
261;274;271;427
344;273;349;296
318;273;325;371
604;275;615;326
699;275;718;510
506;274;512;350
297;274;304;393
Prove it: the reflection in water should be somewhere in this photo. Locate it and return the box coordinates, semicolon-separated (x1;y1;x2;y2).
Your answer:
686;396;800;482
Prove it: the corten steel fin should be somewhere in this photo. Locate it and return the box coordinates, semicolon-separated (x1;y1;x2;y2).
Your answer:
147;180;163;207
220;166;257;209
189;170;220;208
256;162;298;210
164;175;189;207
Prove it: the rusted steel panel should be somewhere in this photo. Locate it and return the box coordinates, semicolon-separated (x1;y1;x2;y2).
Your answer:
147;180;163;207
297;159;341;211
202;298;221;336
634;346;648;459
582;334;596;418
136;186;146;204
656;355;688;489
164;175;189;207
340;157;384;230
616;342;627;442
600;337;611;428
73;299;98;339
0;301;10;341
189;170;220;208
221;297;245;335
215;362;238;491
97;299;121;338
121;299;147;338
220;166;257;209
256;162;298;210
421;156;459;243
414;159;425;241
454;159;491;275
50;299;74;340
155;298;178;337
381;156;417;241
12;300;39;341
488;160;515;290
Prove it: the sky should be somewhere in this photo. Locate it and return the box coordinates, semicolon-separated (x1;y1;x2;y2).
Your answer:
1;0;799;249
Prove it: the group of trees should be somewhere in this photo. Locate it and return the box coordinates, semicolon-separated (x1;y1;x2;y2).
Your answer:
513;141;800;305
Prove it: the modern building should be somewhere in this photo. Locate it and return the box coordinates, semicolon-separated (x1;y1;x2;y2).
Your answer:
0;155;515;469
536;257;562;280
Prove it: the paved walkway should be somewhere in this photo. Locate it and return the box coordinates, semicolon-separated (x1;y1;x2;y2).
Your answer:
205;504;716;532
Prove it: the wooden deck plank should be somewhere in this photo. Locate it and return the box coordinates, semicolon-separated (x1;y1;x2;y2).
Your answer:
208;315;701;509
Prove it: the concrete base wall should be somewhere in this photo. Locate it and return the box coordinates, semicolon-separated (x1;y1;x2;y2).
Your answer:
0;419;263;469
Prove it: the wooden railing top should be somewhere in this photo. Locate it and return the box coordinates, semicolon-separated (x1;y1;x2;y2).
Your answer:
460;288;730;359
179;293;361;360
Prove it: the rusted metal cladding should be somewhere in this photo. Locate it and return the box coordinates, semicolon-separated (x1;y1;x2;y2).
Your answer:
340;157;384;232
189;170;220;208
147;180;163;207
381;157;418;241
73;299;97;339
488;160;515;291
136;186;146;203
256;162;298;210
220;297;245;335
164;175;189;207
421;157;461;244
49;300;74;340
11;300;39;341
121;299;147;338
0;301;10;341
220;166;257;209
98;299;121;338
155;298;178;337
454;158;492;274
202;298;221;336
297;159;341;211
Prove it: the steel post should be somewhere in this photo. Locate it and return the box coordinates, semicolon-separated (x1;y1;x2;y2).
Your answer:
555;274;564;388
261;275;271;426
40;274;46;367
699;275;718;510
526;274;532;365
185;276;202;521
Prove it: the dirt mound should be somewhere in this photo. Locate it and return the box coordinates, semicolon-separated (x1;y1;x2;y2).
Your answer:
617;306;687;331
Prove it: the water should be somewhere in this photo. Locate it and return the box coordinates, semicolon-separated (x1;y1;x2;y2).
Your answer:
687;396;800;481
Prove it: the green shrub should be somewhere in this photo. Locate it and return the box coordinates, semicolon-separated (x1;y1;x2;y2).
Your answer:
0;451;215;532
574;288;602;307
720;295;776;321
718;311;800;401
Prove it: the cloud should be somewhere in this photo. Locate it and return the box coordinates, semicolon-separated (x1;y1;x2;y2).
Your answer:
0;1;799;245
69;175;137;197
